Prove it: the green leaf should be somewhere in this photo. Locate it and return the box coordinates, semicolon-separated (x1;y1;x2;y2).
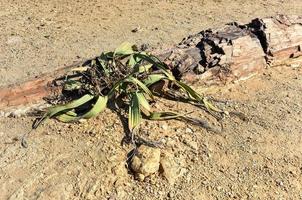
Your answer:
203;98;223;113
148;111;183;120
114;42;135;56
46;94;94;118
134;53;175;81
128;54;140;68
143;74;166;86
55;96;108;122
34;94;95;128
129;93;141;131
128;55;136;67
174;81;222;114
56;110;78;122
126;76;154;99
82;95;108;119
128;52;147;68
136;92;151;111
175;80;203;102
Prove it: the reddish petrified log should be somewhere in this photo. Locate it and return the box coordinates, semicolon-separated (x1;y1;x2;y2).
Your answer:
0;15;301;111
248;15;302;64
0;77;53;109
0;62;82;112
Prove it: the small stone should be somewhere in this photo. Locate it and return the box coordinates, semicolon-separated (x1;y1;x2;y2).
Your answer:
131;26;142;33
166;138;176;147
131;28;138;33
276;179;284;187
160;152;179;185
179;168;188;176
290;63;301;68
185;127;193;134
184;139;198;150
216;186;223;191
79;119;87;123
149;174;157;185
137;173;145;181
161;123;168;130
167;191;174;198
131;145;161;181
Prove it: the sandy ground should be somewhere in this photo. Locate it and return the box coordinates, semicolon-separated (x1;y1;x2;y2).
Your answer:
1;0;302;200
1;0;302;86
1;65;302;200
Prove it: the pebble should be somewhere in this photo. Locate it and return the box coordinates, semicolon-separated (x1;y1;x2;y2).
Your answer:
131;26;141;33
185;127;193;134
79;119;88;123
184;139;198;150
276;179;284;187
216;186;223;191
166;138;176;147
161;123;168;130
168;191;175;198
290;63;301;68
160;152;179;185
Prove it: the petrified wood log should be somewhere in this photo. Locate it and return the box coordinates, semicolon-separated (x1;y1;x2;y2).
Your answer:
0;62;83;112
167;24;266;85
248;15;302;65
0;15;301;112
0;77;54;109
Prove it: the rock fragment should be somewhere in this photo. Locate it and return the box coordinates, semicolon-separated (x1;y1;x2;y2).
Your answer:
131;145;161;181
160;152;179;185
